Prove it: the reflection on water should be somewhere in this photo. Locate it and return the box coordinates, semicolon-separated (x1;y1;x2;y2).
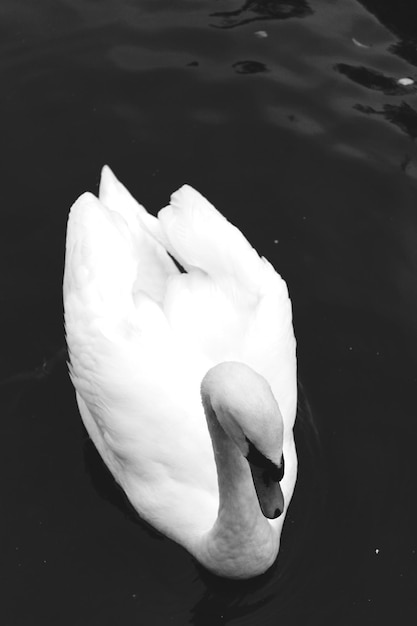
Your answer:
211;0;313;29
335;63;416;95
355;101;417;140
2;0;417;624
232;60;268;74
358;0;417;63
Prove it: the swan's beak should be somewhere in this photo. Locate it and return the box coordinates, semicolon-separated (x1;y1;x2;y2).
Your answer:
246;441;285;519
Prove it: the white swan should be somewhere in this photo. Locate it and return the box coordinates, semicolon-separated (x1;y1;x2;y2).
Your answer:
63;166;298;579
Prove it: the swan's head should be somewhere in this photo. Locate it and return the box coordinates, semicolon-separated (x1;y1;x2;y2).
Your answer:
201;361;285;519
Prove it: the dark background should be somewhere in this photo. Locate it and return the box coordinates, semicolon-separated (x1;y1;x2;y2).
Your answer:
1;1;416;624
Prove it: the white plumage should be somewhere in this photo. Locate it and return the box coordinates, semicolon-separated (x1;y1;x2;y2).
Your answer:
63;166;298;578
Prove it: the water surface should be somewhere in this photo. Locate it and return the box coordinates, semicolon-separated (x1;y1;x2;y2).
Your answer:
1;1;416;624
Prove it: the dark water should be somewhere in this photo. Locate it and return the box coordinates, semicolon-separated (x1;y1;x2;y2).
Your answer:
1;0;417;624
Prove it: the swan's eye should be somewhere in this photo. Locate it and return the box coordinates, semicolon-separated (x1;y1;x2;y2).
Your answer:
245;438;285;483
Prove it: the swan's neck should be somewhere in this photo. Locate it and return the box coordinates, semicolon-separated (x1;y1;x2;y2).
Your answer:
198;397;279;579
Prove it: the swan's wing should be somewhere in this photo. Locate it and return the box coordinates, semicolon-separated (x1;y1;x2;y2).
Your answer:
97;165;178;304
158;185;297;429
63;190;217;540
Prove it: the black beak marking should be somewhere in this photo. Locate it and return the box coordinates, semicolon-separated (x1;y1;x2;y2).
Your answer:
245;438;285;519
245;437;285;483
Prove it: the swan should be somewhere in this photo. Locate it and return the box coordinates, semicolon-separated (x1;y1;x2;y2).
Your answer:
63;166;298;579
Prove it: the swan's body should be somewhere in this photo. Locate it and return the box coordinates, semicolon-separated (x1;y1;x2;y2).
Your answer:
63;167;297;578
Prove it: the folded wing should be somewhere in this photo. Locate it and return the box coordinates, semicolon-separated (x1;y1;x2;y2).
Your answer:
158;185;297;427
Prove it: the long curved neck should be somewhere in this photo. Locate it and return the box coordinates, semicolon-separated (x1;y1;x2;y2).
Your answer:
198;394;279;579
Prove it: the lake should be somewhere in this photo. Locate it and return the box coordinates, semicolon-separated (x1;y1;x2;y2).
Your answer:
1;1;416;624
